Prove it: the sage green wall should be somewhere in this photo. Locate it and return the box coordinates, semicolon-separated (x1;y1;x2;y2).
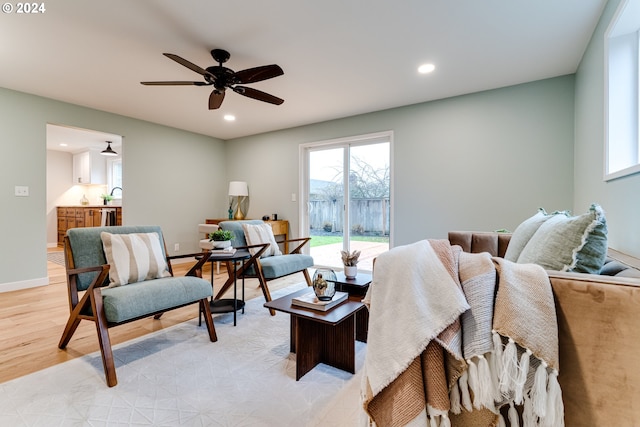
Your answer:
0;87;225;290
227;76;575;246
574;0;640;258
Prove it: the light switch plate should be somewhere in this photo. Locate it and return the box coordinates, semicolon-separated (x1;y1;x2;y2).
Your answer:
15;186;29;197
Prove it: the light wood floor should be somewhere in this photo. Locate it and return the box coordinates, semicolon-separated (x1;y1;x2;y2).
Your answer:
0;250;305;384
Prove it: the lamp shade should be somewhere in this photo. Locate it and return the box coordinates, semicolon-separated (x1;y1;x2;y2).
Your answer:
228;181;248;196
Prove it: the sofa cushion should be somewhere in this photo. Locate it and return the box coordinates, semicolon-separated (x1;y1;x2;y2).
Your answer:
100;276;212;323
101;231;171;287
517;204;608;274
259;254;314;279
504;208;561;262
242;222;282;257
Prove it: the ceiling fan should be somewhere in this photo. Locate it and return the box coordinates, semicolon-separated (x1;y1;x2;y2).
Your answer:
141;49;284;110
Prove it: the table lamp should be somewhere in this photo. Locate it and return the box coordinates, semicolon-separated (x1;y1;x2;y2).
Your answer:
228;181;249;220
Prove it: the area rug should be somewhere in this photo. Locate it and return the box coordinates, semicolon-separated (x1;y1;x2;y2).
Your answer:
46;251;65;266
0;283;367;426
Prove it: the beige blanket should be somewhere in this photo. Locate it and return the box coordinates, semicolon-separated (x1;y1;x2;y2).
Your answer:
362;240;563;427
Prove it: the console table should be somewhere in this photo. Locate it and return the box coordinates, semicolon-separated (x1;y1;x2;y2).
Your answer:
206;218;290;253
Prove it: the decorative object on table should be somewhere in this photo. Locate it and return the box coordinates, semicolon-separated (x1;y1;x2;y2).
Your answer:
312;268;337;301
228;199;234;220
291;290;348;311
272;213;278;220
80;194;89;206
341;249;361;279
228;181;249;220
262;215;270;221
100;194;113;205
209;229;234;249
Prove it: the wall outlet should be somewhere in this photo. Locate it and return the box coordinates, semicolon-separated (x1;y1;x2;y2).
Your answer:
15;186;29;197
174;243;180;252
291;193;297;202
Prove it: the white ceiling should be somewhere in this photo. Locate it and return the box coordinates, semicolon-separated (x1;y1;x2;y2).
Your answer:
2;0;606;141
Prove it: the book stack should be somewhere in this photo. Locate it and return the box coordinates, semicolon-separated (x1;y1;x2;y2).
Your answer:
291;291;348;311
211;247;237;257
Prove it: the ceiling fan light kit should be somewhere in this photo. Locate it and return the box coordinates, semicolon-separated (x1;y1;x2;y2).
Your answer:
141;49;284;110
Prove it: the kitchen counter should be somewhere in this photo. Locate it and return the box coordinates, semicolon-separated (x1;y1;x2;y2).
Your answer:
57;205;122;247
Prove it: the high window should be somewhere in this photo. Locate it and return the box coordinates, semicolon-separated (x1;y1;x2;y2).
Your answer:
605;0;640;180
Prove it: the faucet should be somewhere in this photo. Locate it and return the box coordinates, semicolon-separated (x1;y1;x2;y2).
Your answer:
110;187;122;196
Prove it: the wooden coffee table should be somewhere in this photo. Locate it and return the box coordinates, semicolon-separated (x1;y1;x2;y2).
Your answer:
264;287;366;380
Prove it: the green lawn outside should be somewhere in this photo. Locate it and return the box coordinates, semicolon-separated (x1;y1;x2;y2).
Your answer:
310;235;389;247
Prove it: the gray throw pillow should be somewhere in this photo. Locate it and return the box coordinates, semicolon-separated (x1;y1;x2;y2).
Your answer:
517;204;607;273
504;209;568;262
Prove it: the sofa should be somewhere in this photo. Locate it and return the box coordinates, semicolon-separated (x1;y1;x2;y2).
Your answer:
448;231;640;426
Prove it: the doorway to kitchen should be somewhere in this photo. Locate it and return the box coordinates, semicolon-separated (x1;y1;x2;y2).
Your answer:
300;131;392;273
46;124;123;249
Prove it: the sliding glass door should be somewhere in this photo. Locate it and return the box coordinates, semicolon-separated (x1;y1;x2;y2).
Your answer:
303;132;391;272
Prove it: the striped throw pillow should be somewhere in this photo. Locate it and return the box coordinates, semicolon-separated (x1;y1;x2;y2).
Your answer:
100;232;171;287
242;222;282;258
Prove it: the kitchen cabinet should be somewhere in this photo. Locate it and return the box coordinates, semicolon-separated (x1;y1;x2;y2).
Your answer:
57;206;122;247
72;150;106;185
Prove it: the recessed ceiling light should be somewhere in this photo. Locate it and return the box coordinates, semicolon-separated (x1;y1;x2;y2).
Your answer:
418;63;435;74
224;115;236;121
59;143;68;147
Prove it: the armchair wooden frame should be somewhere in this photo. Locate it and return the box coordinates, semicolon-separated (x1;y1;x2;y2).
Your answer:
214;238;313;316
58;235;217;387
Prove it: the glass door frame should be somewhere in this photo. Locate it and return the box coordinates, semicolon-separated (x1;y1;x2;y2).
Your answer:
298;130;394;268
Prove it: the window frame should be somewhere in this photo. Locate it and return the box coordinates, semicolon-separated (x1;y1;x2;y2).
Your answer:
604;0;640;181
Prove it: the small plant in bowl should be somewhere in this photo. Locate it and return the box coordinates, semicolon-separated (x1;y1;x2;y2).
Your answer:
341;249;361;279
100;194;114;205
209;229;234;249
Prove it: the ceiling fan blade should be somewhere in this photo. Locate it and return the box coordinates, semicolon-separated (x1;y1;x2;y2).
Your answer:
163;53;214;79
141;81;209;86
209;90;225;109
233;86;284;105
234;65;284;84
232;86;284;105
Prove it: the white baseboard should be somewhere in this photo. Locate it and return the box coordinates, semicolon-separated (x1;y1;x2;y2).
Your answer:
47;242;59;248
0;276;49;293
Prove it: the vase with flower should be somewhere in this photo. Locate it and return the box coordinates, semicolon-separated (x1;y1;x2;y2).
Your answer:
341;249;361;279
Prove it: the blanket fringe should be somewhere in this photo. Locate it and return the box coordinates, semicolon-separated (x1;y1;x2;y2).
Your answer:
427;405;451;427
450;378;462;414
499;338;519;397
508;402;520;427
514;349;531;404
458;370;473;412
541;369;564;427
532;360;548;418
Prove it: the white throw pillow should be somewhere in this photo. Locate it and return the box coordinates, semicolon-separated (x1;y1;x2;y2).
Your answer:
242;223;283;258
101;232;171;287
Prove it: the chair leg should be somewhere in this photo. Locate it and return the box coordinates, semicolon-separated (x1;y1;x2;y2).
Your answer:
200;299;218;342
91;288;118;387
302;269;313;287
58;315;81;349
256;274;276;316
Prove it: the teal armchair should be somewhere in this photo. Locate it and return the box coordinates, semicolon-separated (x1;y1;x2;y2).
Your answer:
58;225;217;387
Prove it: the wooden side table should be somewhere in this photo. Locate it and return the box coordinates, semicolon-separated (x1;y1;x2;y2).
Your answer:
264;288;365;380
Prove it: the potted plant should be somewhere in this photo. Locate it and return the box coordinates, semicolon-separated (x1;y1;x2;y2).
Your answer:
209;229;234;249
100;194;113;205
341;249;361;279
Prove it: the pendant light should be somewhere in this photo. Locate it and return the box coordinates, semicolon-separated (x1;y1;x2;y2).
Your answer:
101;141;118;156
